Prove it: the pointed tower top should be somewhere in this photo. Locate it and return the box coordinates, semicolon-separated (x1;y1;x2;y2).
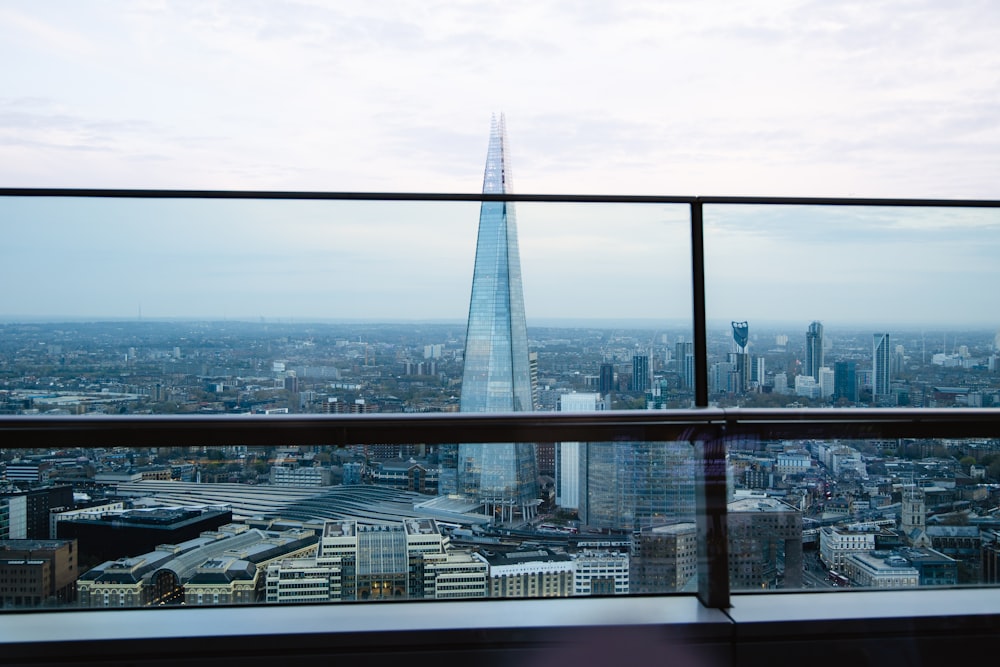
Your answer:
482;112;512;194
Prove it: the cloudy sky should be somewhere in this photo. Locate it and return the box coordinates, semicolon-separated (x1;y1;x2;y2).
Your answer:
2;1;999;326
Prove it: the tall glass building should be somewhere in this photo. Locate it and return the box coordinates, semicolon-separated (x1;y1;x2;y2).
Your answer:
578;442;695;532
457;114;538;522
805;321;824;381
873;332;892;405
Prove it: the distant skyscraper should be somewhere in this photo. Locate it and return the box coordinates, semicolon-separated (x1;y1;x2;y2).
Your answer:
730;322;750;393
631;354;650;392
732;321;749;352
873;333;892;404
682;353;696;391
458;114;538;522
818;367;835;399
598;363;615;395
805;321;824;381
833;360;858;402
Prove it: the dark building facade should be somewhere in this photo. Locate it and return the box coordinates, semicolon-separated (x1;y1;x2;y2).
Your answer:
834;360;858;402
56;507;231;568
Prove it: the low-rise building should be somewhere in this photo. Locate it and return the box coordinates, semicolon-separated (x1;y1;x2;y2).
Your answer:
477;548;574;598
0;539;78;607
265;519;483;603
269;465;332;486
728;497;803;589
842;551;919;588
630;522;698;593
422;551;488;599
572;550;629;596
77;524;317;607
820;523;881;569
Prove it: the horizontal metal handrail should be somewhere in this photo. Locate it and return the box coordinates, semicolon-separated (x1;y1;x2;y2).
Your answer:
2;408;999;448
3;188;1000;208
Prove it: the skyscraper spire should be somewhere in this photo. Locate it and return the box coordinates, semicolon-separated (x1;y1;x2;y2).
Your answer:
460;113;532;414
457;114;538;522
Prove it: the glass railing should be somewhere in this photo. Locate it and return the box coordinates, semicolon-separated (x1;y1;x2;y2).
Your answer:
2;190;1000;616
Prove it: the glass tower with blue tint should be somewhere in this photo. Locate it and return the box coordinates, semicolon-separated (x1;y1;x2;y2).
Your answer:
578;442;695;531
458;114;538;523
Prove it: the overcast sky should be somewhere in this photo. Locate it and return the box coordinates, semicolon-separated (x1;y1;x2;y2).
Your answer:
2;1;999;327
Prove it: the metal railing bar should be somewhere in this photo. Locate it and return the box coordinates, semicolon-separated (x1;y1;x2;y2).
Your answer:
0;188;697;204
4;189;1000;208
698;195;1000;208
2;408;998;449
690;201;709;408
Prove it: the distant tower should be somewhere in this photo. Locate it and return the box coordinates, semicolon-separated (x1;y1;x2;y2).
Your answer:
901;484;929;547
529;351;540;410
631;354;650;392
598;363;615;395
805;321;824;381
732;322;749;352
458;114;538;522
833;360;858;402
730;321;750;393
873;333;892;405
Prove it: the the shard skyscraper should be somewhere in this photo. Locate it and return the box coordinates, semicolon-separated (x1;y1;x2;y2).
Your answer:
457;114;538;522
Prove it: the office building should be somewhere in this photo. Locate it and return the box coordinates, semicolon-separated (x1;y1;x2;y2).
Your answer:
873;333;892;405
572;550;629;596
0;486;73;540
264;519;485;603
630;522;698;593
834;360;858;402
269;465;332;487
730;322;750;393
842;551;919;588
57;507;232;568
820;524;881;569
727;497;802;590
0;539;78;607
476;548;574;598
631;354;650;392
458;114;538;522
579;442;695;532
805;321;824;381
598;363;615;395
818;366;834;399
422;550;489;600
0;496;27;540
555;392;604;510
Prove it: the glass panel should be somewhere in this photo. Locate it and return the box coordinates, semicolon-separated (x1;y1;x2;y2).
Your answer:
705;204;1000;593
0;196;695;610
0;440;698;607
703;205;1000;408
726;434;999;592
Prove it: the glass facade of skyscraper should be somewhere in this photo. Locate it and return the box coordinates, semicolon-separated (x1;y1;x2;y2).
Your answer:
873;332;892;405
457;114;538;520
578;442;695;532
806;321;824;381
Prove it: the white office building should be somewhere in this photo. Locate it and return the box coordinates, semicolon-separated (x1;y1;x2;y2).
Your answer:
556;392;604;510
